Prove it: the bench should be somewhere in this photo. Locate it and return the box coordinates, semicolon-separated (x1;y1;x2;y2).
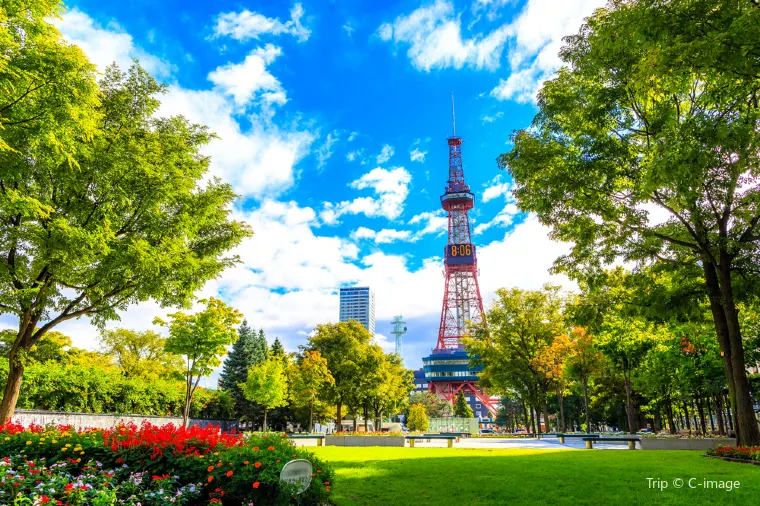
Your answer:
556;433;599;444
288;434;326;446
406;435;457;448
583;436;639;450
535;433;561;440
424;432;469;442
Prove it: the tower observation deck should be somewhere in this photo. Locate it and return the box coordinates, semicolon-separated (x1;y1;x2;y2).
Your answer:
422;96;497;418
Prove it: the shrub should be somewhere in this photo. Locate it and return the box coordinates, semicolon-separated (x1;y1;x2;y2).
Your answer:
406;403;429;432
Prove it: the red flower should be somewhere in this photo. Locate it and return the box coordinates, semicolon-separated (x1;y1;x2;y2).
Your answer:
39;496;51;504
64;484;74;491
208;476;214;483
255;462;262;468
268;446;274;451
207;466;214;472
253;481;260;489
226;470;233;477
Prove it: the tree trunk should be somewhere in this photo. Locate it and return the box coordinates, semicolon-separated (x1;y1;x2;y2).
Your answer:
0;354;24;424
683;402;691;432
336;401;342;432
558;388;566;433
724;394;734;432
715;396;726;436
0;324;38;423
528;404;535;434
621;357;637;433
705;259;760;445
706;397;715;433
666;400;677;435
582;375;591;433
696;397;707;435
541;399;550;434
308;401;314;433
521;401;529;432
363;405;368;432
263;407;268;431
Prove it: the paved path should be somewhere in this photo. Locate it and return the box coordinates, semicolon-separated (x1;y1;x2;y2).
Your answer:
291;435;633;450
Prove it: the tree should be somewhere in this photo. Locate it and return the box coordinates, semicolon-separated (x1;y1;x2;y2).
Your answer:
242;355;288;431
159;298;243;427
98;328;182;381
532;333;573;432
499;0;760;444
0;57;251;421
219;321;268;420
289;350;334;432
453;390;474;418
364;353;414;431
0;329;71;364
563;327;602;434
270;337;285;359
405;391;452;419
406;403;429;432
465;285;565;433
306;321;372;429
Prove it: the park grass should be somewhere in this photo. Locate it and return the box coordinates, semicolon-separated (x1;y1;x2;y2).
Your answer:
310;447;760;505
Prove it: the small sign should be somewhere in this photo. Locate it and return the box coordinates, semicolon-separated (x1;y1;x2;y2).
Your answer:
280;459;313;494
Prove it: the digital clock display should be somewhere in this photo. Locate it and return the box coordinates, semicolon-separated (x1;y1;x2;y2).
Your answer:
445;243;476;265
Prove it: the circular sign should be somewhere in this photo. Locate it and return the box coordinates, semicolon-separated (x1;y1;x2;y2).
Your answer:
279;459;313;494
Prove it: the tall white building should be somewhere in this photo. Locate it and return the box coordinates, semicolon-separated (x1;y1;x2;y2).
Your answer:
339;286;376;334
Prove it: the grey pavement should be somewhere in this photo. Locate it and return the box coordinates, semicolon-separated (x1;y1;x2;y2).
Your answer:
291;435;634;450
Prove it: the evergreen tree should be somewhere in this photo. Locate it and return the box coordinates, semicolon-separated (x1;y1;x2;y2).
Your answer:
454;390;474;418
270;337;285;358
219;321;267;420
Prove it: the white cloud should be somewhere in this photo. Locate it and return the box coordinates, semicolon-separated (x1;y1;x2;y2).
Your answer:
409;210;448;237
351;227;415;244
54;9;174;78
158;88;313;198
491;0;606;103
348;132;358;142
346;149;363;162
213;3;310;43
315;131;340;169
473;202;519;235
207;45;284;106
482;181;511;202
320;167;413;223
377;0;510;72
343;24;355;37
481;111;504;123
376;144;395;164
410;148;427;162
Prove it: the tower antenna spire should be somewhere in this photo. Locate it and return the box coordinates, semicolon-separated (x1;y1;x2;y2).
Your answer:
451;92;456;137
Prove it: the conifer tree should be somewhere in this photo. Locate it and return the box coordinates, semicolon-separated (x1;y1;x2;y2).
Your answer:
219;321;267;420
270;337;285;359
454;390;474;418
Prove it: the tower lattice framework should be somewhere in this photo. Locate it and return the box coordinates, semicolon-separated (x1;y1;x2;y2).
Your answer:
427;101;497;416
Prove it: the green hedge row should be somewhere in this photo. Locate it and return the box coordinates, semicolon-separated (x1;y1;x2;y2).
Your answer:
0;359;233;419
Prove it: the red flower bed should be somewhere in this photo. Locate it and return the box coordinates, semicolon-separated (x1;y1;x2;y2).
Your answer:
707;445;760;462
102;421;243;459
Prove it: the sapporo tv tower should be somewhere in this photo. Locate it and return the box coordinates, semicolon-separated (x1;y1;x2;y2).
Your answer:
423;95;497;417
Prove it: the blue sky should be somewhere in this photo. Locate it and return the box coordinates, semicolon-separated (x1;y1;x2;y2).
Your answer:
2;0;610;383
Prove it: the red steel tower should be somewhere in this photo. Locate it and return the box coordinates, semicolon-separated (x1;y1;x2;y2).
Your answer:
423;96;497;417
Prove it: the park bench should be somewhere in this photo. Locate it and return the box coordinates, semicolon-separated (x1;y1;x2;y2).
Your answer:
288;434;326;446
556;433;599;444
583;436;639;450
406;435;457;448
425;432;470;442
535;433;560;440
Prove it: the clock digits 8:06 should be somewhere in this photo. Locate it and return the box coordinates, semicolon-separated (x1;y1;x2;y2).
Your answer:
450;244;472;256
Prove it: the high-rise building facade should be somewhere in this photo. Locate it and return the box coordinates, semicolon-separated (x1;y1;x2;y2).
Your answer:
339;286;376;334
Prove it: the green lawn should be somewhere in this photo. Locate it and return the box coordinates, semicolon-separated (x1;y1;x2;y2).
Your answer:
310;447;760;505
